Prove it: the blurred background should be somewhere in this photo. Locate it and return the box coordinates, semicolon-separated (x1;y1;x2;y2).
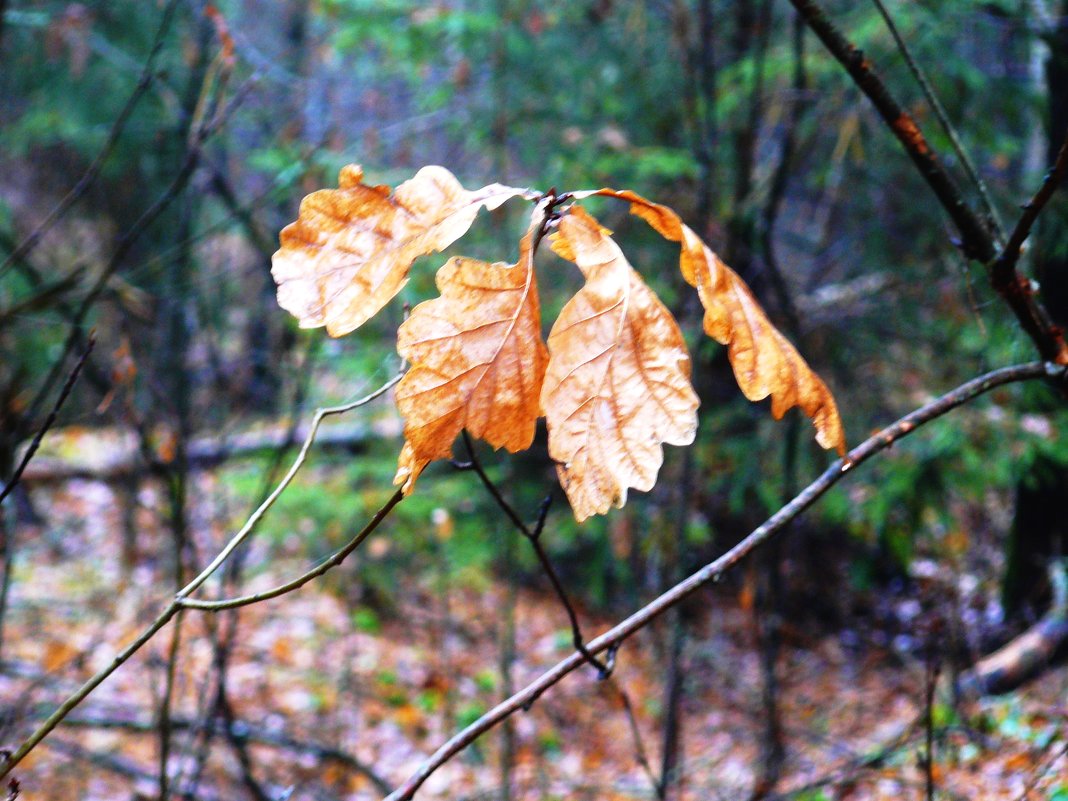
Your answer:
1;1;1067;798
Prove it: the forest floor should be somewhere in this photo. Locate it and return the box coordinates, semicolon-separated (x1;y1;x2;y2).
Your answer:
2;468;1066;801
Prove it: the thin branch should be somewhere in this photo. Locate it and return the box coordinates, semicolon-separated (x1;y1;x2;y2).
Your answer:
0;371;404;779
460;431;610;678
606;676;662;797
993;127;1068;285
788;0;1068;364
179;370;402;599
384;360;1065;801
870;0;1005;240
178;488;403;611
21;75;257;427
0;333;95;506
0;0;180;281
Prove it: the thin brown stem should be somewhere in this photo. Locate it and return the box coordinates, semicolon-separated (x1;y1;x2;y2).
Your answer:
385;360;1064;801
460;432;611;678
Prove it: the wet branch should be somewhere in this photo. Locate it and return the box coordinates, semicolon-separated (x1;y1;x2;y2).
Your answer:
385;360;1065;801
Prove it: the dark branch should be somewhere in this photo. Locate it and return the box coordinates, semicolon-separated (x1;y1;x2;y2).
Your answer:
994;127;1068;286
460;431;611;678
788;0;1068;365
0;333;95;507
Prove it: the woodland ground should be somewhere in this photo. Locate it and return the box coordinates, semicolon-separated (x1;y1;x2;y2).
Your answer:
3;455;1066;801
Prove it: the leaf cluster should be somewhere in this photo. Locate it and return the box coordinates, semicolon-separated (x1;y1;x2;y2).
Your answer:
271;165;846;520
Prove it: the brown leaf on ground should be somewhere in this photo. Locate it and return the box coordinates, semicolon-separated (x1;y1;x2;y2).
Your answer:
543;206;698;521
574;188;846;455
272;164;533;336
393;226;548;492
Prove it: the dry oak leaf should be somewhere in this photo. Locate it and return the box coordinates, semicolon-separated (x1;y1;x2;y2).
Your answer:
543;206;699;522
393;227;548;492
272;164;534;336
574;188;846;455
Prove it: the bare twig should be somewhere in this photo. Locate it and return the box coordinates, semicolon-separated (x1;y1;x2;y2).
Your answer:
607;676;662;797
178;488;403;611
0;333;95;507
0;371;404;779
460;431;611;678
180;371;402;599
0;0;180;281
385;360;1064;801
993;127;1068;287
870;0;1005;240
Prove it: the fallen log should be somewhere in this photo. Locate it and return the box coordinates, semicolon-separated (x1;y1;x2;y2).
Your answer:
958;560;1068;698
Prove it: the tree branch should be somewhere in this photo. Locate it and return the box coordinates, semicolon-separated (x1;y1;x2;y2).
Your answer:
870;0;1005;240
0;371;404;780
0;333;94;507
177;488;403;612
385;360;1065;801
993;126;1068;287
0;0;180;281
459;432;611;678
788;0;1068;365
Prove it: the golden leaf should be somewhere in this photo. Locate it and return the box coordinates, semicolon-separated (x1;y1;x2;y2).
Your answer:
272;165;534;336
393;227;548;492
573;188;846;455
543;206;699;521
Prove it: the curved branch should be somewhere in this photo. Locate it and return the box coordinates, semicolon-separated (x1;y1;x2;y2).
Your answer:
0;371;404;780
385;360;1064;801
178;488;403;611
179;371;403;599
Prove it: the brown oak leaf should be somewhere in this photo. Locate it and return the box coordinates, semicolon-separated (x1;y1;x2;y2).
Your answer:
393;226;548;492
574;188;846;455
272;164;534;336
543;206;699;521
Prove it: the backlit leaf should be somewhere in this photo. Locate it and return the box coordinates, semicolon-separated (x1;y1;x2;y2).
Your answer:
393;226;548;492
543;206;699;521
574;188;846;455
272;164;534;336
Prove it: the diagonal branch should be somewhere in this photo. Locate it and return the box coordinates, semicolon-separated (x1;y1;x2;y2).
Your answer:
870;0;1005;240
0;334;94;506
993;127;1068;286
459;432;612;678
0;370;404;780
788;0;1068;365
385;360;1065;801
0;0;180;282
